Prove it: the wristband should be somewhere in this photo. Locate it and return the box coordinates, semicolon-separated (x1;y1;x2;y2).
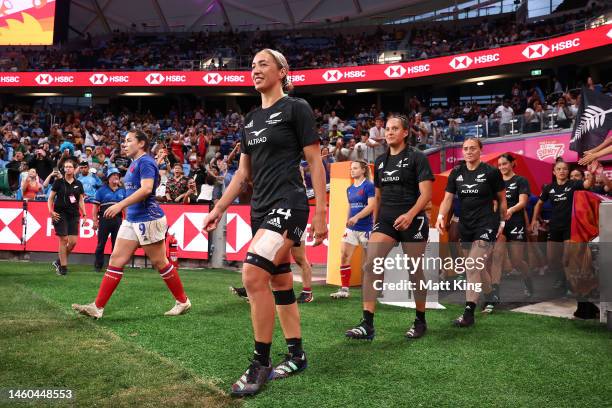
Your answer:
499;221;506;228
437;214;445;221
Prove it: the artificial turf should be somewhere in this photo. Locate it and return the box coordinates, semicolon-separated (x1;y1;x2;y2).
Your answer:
1;261;611;407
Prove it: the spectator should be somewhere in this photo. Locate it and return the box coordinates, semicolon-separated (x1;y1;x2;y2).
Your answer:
368;117;385;162
328;110;341;129
21;168;43;200
552;96;574;128
495;99;514;136
28;148;53;180
77;161;102;202
165;162;189;202
523;100;544;133
328;124;342;139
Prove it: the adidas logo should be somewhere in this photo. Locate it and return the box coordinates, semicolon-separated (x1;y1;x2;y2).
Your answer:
267;217;282;228
456;175;464;181
378;162;384;169
480;233;489;240
245;120;254;128
373;223;380;231
549;188;555;193
413;231;424;240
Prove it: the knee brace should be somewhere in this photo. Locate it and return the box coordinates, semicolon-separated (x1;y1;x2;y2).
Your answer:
244;252;276;274
273;289;296;305
275;263;291;275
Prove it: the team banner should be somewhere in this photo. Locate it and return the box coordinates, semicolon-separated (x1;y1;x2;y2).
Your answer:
0;25;610;87
570;87;612;155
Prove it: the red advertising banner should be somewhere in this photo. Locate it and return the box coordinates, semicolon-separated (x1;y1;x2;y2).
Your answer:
0;25;609;87
224;205;328;264
0;202;328;264
0;201;209;259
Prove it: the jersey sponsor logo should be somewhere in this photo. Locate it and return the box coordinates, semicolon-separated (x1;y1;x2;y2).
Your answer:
267;217;282;228
507;183;517;190
553;193;567;201
549;188;555;193
248;128;268;146
245;120;254;128
480;233;490;240
250;128;267;137
463;184;477;189
378;162;384;169
456;174;464;181
383;170;399;176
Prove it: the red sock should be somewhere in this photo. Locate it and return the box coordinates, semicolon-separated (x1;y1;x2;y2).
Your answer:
159;263;188;303
340;264;351;288
95;265;123;308
303;287;312;292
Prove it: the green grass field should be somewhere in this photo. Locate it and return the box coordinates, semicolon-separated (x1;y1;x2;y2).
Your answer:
1;261;611;407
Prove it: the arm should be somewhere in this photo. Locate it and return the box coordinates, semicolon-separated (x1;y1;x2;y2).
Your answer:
347;196;376;227
578;143;612;165
47;190;60;221
92;203;99;229
394;180;433;230
304;143;328;245
435;192;454;234
79;194;87;218
496;190;508;237
104;178;155;218
507;194;528;219
530;200;544;232
373;187;381;223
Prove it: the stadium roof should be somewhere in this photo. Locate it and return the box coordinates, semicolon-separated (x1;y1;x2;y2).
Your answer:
69;0;458;34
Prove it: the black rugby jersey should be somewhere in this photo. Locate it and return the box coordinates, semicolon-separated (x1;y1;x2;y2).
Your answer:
539;179;584;231
504;175;530;223
446;161;504;228
373;146;434;211
240;96;319;217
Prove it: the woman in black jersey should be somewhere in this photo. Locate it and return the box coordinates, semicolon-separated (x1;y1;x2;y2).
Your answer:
486;154;533;313
202;49;328;397
530;159;593;292
345;115;434;341
435;138;507;327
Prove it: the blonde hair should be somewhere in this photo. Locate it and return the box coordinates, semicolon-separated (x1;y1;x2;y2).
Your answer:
260;48;293;92
352;160;370;179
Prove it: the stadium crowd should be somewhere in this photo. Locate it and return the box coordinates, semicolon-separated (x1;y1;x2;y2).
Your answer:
0;74;610;203
0;2;608;72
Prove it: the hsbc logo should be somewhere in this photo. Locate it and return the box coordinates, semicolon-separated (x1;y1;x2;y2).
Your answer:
384;65;406;78
0;75;19;83
203;73;221;84
35;74;53;85
522;43;550;59
323;70;343;82
289;74;305;83
35;74;73;85
89;74;108;84
449;56;473;70
145;73;164;85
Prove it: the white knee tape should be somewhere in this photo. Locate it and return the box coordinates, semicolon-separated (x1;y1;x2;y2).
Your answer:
252;229;285;261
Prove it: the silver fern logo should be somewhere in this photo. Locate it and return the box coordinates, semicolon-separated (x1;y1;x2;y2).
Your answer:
571;105;612;143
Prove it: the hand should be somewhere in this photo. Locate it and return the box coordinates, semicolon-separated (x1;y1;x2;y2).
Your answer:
104;203;122;219
530;220;539;235
505;208;513;221
435;215;446;235
346;216;359;227
202;207;223;233
578;151;600;166
174;196;182;202
587;160;602;176
393;213;414;231
310;211;328;246
93;219;99;230
50;211;60;222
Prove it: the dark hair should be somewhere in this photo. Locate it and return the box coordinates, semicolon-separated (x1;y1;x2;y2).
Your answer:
129;130;149;150
499;153;515;163
63;159;76;168
387;114;409;130
463;137;483;149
